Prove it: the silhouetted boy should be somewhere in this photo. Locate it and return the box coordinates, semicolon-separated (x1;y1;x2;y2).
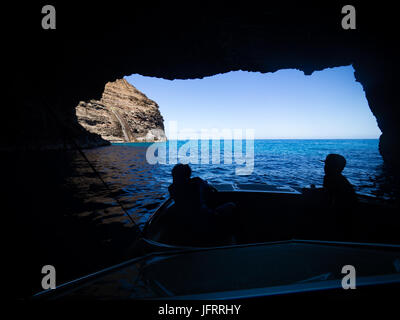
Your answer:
322;153;357;208
167;164;236;245
302;154;358;240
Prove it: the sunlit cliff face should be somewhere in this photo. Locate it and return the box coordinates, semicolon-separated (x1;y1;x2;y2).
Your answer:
76;79;166;143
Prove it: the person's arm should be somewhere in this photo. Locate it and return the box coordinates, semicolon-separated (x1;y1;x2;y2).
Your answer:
168;184;176;200
208;183;218;193
343;177;358;204
191;177;212;208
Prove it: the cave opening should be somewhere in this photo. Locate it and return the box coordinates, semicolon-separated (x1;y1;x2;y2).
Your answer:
75;65;389;198
120;66;385;197
126;65;380;140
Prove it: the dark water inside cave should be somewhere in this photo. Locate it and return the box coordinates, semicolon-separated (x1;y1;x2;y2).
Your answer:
10;139;399;297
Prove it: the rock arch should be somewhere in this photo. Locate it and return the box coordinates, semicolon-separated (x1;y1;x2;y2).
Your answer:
8;2;399;170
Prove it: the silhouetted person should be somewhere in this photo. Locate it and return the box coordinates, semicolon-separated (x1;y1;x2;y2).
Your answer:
302;154;357;240
322;154;357;208
167;164;236;245
322;154;358;239
168;163;212;212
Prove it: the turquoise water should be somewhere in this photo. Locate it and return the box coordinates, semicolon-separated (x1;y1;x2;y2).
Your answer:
70;139;389;227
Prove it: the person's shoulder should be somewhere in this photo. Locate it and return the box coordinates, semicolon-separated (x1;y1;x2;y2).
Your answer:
168;183;176;194
328;173;347;183
190;177;209;189
340;174;356;192
340;173;352;184
191;177;205;184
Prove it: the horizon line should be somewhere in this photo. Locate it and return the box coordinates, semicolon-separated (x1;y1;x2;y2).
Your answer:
117;138;380;144
162;138;380;140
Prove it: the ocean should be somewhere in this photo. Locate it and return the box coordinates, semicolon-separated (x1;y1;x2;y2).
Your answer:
69;139;390;229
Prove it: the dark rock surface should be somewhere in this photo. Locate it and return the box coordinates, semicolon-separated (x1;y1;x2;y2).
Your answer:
6;2;400;171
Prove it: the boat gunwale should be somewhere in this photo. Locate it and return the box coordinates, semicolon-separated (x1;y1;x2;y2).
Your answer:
32;238;400;299
33;186;399;299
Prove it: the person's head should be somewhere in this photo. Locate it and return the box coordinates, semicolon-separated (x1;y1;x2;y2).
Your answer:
171;163;192;184
323;153;346;175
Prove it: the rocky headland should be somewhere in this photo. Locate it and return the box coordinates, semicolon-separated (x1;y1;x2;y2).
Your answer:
76;79;167;143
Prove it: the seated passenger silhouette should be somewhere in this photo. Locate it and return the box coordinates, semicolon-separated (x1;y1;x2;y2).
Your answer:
168;163;212;212
166;163;236;246
302;154;357;240
322;154;357;208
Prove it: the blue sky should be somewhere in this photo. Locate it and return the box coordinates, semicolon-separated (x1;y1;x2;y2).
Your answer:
125;66;381;139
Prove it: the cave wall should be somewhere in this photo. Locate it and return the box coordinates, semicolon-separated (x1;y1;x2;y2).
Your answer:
6;1;399;169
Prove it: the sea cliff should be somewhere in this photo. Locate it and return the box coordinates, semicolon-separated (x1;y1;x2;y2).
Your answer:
76;79;167;143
